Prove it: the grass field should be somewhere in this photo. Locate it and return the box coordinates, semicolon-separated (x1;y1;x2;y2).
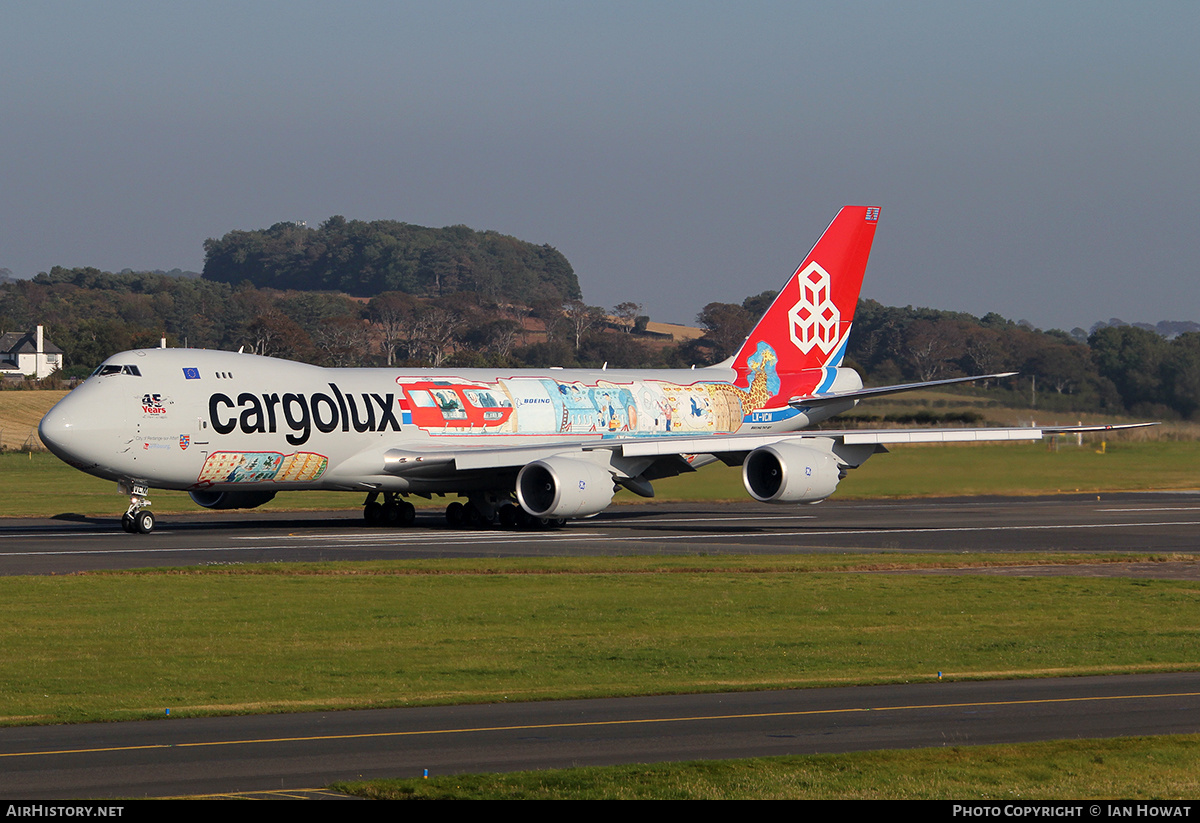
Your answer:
3;557;1198;726
6;389;1200;798
0;389;66;450
333;735;1200;799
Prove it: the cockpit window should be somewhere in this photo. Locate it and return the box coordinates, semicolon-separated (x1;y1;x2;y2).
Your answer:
92;364;142;377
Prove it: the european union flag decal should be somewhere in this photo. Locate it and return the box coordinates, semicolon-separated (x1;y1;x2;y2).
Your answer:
183;367;201;380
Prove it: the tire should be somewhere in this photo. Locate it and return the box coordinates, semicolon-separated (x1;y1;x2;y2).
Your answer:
498;504;517;529
134;510;155;534
399;501;416;526
364;501;383;525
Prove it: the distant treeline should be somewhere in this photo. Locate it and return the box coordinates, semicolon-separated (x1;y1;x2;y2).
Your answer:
0;266;668;377
202;216;580;303
3;262;1200;421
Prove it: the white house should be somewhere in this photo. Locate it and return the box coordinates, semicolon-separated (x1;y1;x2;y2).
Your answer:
0;326;64;379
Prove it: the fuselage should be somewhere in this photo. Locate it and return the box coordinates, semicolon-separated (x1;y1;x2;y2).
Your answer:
39;347;861;496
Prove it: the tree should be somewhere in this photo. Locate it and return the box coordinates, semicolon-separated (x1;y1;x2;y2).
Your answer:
612;301;642;334
314;315;372;368
367;292;418;366
1089;325;1167;411
244;310;312;361
1029;341;1091;395
461;318;522;360
408;305;461;367
903;319;963;382
741;290;777;319
563;300;604;350
1162;333;1200;418
696;302;753;362
961;327;1010;386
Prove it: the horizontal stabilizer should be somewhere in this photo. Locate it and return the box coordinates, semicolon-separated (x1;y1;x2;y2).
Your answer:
789;372;1018;408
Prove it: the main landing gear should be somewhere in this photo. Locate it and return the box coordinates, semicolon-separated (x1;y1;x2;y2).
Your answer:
119;481;155;534
363;491;563;530
447;495;563;530
363;492;416;527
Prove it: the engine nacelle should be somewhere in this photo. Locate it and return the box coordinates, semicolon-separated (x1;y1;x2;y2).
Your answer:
742;442;842;504
516;457;616;519
188;490;278;510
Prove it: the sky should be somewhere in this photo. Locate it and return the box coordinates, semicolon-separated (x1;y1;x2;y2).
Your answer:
2;1;1197;331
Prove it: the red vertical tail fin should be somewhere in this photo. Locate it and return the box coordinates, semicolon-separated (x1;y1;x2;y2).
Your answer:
730;206;879;376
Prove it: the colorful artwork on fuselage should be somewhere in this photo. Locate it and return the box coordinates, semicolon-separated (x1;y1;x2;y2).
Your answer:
196;451;328;485
395;341;792;437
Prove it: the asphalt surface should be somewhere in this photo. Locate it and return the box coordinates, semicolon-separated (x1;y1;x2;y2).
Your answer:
3;673;1200;799
2;492;1200;575
2;494;1198;798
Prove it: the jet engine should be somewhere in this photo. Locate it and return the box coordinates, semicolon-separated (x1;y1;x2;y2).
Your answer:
188;490;278;510
516;457;616;519
742;442;842;504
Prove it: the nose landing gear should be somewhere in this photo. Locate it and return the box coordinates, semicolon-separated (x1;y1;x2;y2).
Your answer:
119;481;155;534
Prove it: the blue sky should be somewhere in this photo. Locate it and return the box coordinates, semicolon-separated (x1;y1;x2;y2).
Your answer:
2;1;1197;331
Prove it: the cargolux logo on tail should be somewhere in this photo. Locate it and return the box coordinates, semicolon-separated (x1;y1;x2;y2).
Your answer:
787;261;840;355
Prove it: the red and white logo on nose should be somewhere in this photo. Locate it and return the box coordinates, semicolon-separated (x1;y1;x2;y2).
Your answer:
788;262;840;354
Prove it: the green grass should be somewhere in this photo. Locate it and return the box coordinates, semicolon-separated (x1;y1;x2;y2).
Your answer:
321;553;1191;800
333;735;1200;799
3;557;1198;726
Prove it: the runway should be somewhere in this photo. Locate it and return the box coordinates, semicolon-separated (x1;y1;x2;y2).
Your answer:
2;492;1200;575
2;673;1200;799
2;494;1198;798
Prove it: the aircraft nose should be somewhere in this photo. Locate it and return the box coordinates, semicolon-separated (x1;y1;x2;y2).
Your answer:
39;403;83;462
39;388;114;469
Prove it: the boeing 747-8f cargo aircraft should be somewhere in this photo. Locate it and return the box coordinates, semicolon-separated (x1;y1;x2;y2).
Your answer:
39;207;1147;533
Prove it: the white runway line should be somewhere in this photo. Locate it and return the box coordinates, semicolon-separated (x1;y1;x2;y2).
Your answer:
6;518;1200;558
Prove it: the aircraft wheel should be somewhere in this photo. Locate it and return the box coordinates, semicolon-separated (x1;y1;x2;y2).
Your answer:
364;501;383;525
513;507;541;530
381;502;401;526
121;513;135;533
399;501;416;527
134;510;155;535
498;503;518;529
445;501;465;528
465;505;490;529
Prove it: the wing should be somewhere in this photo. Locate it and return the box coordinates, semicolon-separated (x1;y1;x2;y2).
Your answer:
369;421;1157;477
333;421;1155;515
617;421;1156;455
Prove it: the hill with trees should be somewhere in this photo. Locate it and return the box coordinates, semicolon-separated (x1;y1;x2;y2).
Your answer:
201;216;579;304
